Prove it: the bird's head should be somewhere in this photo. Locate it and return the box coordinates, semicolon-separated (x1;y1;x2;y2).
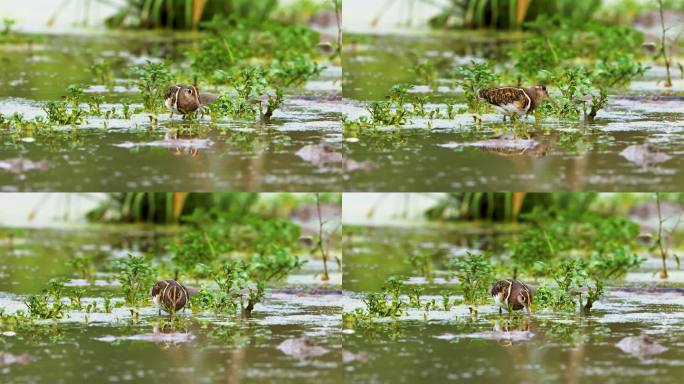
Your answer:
176;85;201;113
532;84;549;99
533;84;558;109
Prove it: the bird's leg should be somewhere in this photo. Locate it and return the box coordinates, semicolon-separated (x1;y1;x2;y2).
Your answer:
499;307;502;316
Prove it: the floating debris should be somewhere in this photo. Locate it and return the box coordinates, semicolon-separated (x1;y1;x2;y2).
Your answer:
95;332;195;344
0;158;49;174
620;144;672;165
344;159;374;172
114;139;213;150
277;337;330;360
342;351;370;363
459;330;534;343
0;352;32;366
616;335;668;357
440;139;546;157
295;143;342;167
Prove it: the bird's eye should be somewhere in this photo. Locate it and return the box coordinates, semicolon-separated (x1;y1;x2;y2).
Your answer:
186;89;193;95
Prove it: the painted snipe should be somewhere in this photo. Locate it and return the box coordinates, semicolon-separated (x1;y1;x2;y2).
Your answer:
478;85;555;120
491;279;533;316
150;280;189;315
164;84;218;117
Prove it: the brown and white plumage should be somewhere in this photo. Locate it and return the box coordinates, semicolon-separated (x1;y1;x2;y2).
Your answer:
150;280;189;314
478;85;551;118
491;279;533;315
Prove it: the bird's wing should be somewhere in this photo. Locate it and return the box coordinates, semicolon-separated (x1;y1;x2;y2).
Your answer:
479;87;530;110
164;85;180;99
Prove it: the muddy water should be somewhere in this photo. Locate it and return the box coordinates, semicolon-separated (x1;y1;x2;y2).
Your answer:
0;226;341;383
0;33;341;191
343;32;684;191
342;224;684;383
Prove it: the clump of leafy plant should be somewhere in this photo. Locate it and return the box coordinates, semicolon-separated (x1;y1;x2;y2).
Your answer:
192;251;304;316
66;254;95;282
366;84;411;126
453;61;499;114
25;278;67;319
448;251;494;304
362;277;406;318
267;55;324;88
43;85;87;126
112;254;155;307
535;259;604;314
209;67;287;122
90;59;114;88
511;206;644;280
129;60;173;112
1;18;15;36
411;59;439;88
405;251;433;283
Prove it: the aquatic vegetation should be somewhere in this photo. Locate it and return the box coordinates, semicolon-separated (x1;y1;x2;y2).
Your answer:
24;279;68;320
453;61;499;114
268;55;325;88
313;192;338;281
536;258;605;314
448;252;494;304
366;84;411;126
112;254;155;307
363;277;405;318
405;251;433;283
65;254;95;282
653;193;682;278
511;206;643;279
411;59;439;88
2;18;15;35
656;0;673;87
43;85;87;127
106;0;279;30
193;251;304;316
129;61;174;113
512;17;644;81
89;60;114;88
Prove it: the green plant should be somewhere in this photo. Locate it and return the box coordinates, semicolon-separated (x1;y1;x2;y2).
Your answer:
112;254;155;307
103;295;113;313
24;278;67;319
448;251;494;304
656;0;673;87
90;60;114;88
66;254;95;282
43;85;87;126
2;18;15;36
367;84;411;126
453;61;499;114
130;61;173;112
537;258;604;314
405;251;433;282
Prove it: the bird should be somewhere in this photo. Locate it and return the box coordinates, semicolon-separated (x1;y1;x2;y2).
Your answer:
164;84;218;117
490;279;533;316
478;85;555;120
150;280;190;315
